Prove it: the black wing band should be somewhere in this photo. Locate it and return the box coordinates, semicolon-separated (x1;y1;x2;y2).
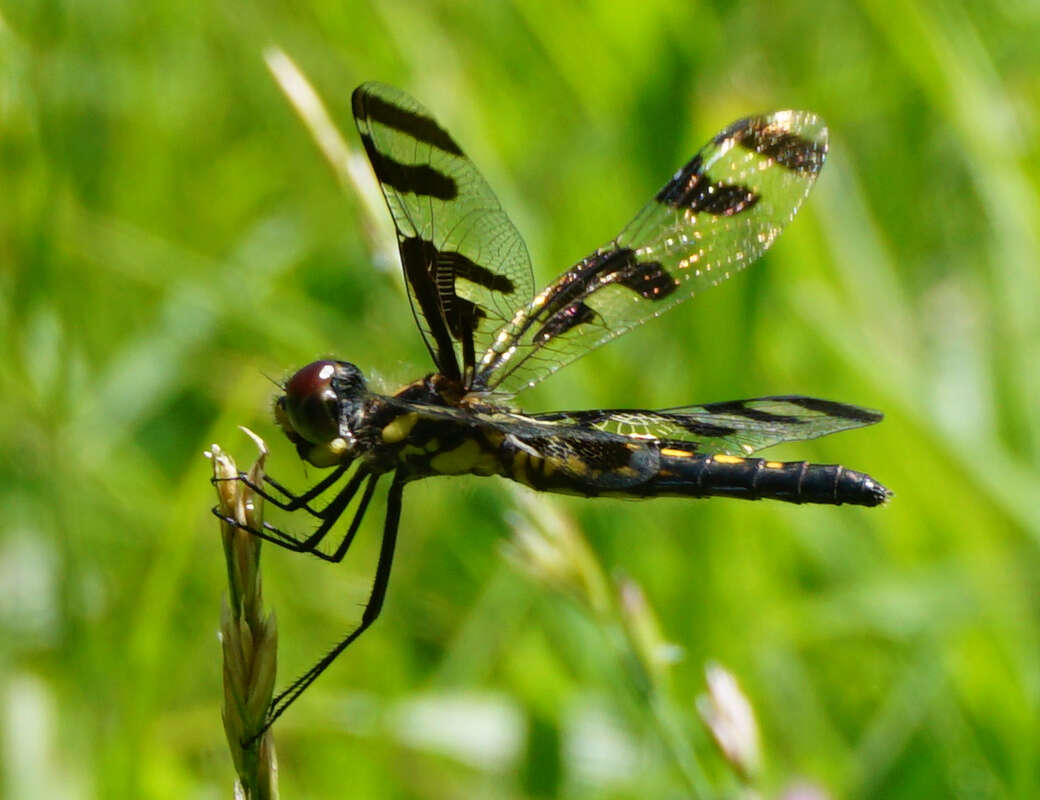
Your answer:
474;111;828;397
352;83;534;384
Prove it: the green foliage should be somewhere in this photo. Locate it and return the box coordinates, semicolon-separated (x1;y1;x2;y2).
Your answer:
2;0;1039;797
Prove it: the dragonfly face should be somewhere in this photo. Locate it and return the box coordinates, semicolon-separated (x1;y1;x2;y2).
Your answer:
275;360;367;468
219;82;890;738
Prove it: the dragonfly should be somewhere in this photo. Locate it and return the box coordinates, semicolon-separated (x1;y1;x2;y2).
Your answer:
218;82;890;734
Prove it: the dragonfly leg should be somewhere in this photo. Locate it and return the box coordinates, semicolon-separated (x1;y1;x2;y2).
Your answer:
279;472;379;562
212;464;349;519
322;475;379;562
212;469;372;560
246;475;404;742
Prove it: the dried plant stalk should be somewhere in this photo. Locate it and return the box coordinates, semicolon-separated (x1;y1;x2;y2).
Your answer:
208;430;279;800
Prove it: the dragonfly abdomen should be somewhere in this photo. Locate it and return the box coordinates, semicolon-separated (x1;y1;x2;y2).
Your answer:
650;452;890;507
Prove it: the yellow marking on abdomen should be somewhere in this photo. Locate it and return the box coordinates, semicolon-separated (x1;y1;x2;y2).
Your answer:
565;455;589;476
430;438;483;474
512;450;529;483
661;447;695;458
764;461;784;469
713;454;745;464
381;412;419;444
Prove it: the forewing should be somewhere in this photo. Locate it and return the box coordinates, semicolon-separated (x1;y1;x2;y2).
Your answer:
474;111;827;396
530;396;881;456
352;83;534;382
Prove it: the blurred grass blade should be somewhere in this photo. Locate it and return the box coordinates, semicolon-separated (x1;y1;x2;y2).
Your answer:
263;46;397;274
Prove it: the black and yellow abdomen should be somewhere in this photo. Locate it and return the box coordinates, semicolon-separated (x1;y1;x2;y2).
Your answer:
379;401;889;508
495;430;889;507
646;451;889;507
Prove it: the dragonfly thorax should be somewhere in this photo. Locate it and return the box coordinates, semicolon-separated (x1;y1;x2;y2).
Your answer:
275;360;368;468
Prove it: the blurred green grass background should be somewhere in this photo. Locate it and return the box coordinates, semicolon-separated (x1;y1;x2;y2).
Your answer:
2;0;1040;797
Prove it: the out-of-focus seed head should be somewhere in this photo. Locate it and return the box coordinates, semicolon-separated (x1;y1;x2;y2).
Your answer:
696;661;760;779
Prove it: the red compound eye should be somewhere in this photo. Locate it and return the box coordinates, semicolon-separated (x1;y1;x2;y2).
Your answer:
286;360;337;401
281;361;340;444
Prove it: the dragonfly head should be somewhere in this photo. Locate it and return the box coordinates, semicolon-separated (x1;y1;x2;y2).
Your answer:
275;360;368;467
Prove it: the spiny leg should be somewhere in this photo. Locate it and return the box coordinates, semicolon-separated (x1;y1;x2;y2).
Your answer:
212;468;371;558
248;475;405;741
259;465;349;513
325;475;379;562
212;463;350;519
282;472;380;563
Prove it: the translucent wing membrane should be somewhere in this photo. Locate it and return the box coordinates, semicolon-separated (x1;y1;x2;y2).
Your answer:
352;83;534;382
529;396;881;456
474;111;828;396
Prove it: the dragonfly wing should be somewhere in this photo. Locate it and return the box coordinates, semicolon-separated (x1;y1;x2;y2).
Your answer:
529;396;881;456
352;83;534;383
474;111;827;396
